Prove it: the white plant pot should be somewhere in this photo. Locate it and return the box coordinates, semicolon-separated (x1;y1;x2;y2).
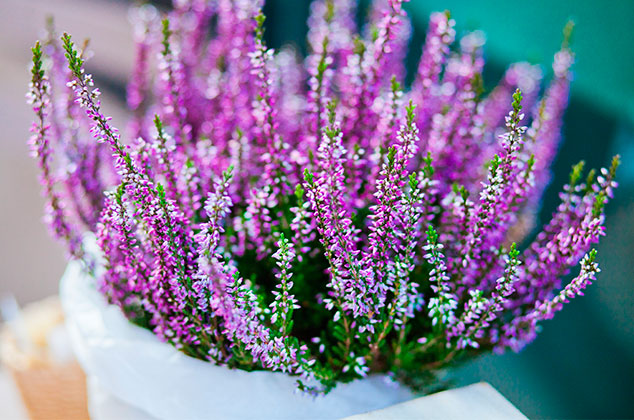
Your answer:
59;260;415;420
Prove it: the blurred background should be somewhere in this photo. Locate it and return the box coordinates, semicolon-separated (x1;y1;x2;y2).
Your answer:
0;0;632;418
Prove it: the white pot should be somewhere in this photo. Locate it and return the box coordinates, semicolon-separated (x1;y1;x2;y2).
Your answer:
59;260;414;420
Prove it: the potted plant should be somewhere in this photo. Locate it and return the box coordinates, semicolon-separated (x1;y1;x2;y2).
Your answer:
27;0;618;418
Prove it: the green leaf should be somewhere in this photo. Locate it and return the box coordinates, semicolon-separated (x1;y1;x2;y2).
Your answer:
568;160;585;188
511;88;523;115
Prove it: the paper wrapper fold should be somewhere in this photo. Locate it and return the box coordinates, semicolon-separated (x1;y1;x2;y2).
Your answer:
60;260;414;420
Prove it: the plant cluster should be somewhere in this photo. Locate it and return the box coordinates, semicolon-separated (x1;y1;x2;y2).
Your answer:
28;0;618;393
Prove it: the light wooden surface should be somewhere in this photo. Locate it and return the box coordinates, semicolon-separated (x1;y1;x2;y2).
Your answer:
344;382;527;420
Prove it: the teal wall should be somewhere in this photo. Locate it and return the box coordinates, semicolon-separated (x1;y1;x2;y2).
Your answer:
407;0;634;124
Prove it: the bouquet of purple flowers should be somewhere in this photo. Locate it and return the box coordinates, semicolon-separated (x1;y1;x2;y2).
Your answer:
28;0;618;394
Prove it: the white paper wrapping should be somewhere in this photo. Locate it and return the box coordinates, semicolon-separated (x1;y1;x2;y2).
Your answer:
59;260;414;419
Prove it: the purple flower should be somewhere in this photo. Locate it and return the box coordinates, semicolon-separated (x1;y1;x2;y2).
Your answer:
29;4;618;394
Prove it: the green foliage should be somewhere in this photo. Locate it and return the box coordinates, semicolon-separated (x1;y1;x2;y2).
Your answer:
587;248;597;263
489;154;501;174
526;154;536;172
303;168;314;185
511;88;523;116
609;154;621;178
408;173;419;191
583;168;596;194
161;18;172;56
593;193;606;218
405;100;416;127
426;225;439;245
353;35;366;56
254;13;266;42
324;0;335;23
387;146;397;169
422;152;434;178
294;184;305;201
569;160;585;188
316;37;330;77
31;41;44;83
562;19;575;50
509;242;519;259
61;33;84;78
153;114;164;134
390;75;401;96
